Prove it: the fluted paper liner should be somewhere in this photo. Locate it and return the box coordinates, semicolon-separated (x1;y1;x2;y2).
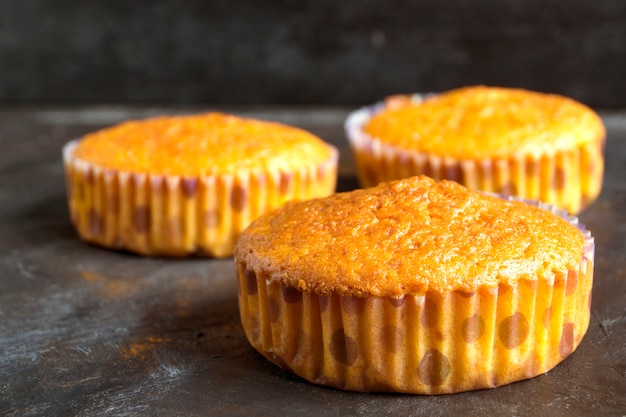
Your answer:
63;140;338;257
236;197;594;394
345;97;605;214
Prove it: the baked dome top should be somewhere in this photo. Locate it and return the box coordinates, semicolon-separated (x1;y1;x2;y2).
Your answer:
235;176;585;296
73;112;335;176
363;86;605;159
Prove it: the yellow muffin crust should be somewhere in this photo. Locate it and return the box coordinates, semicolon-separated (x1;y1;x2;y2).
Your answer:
235;175;594;393
363;86;605;160
64;112;338;257
235;176;585;296
73;112;335;176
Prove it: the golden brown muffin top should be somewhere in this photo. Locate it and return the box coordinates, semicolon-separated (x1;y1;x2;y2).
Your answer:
235;176;585;296
363;86;605;159
72;112;335;176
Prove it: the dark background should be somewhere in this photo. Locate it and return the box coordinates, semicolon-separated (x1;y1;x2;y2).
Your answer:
1;0;625;107
1;2;626;415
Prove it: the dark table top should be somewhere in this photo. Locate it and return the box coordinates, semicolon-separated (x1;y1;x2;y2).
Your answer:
1;105;624;417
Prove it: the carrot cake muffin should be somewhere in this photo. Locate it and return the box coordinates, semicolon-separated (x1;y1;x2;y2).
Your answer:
234;176;594;394
345;86;605;214
63;112;338;257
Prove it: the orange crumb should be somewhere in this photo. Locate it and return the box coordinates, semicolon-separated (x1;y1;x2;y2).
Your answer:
119;336;172;360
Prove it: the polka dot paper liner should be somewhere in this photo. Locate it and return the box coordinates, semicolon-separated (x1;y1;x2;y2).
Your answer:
63;140;338;257
344;96;605;214
236;196;594;394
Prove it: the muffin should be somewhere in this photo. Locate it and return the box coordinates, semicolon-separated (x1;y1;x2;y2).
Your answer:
63;112;338;257
234;175;594;394
345;86;605;214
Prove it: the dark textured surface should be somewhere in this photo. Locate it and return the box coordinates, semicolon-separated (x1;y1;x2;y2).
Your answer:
1;0;626;106
0;106;625;416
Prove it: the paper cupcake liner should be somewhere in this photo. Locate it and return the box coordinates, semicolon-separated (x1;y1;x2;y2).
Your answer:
236;197;594;394
345;98;605;214
63;140;338;257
